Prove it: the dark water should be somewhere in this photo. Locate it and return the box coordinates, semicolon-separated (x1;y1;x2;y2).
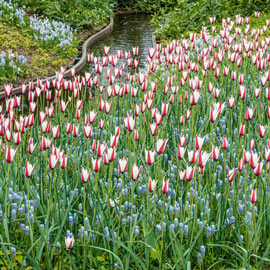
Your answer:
88;13;154;69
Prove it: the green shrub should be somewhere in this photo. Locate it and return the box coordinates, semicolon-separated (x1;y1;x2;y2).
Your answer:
151;0;270;40
12;0;112;29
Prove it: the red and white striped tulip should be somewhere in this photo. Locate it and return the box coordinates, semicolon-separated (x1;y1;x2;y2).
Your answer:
131;164;142;181
162;179;169;194
5;147;17;163
228;169;236;182
148;177;157;193
251;189;257;203
195;135;205;150
145;150;155;166
49;154;58;170
118;158;128;174
186;166;195;181
258;124;267;138
65;236;74;249
81;168;91;183
157;139;168;155
92;158;101;173
254;162;263;176
25;162;35;177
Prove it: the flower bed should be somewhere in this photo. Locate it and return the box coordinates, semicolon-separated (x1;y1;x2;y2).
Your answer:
0;12;270;270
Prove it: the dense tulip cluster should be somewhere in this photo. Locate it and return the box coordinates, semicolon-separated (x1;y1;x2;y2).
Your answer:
0;12;270;270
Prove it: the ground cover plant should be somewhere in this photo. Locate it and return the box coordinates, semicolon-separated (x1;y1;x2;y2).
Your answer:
151;0;270;41
0;0;112;85
0;12;270;270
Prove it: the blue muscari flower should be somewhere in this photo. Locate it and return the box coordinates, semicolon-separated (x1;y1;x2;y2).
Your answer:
25;226;30;235
169;223;175;231
69;215;73;225
184;224;189;235
240;235;244;242
206;226;212;236
11;247;16;257
197;252;203;263
156;224;162;233
200;245;205;256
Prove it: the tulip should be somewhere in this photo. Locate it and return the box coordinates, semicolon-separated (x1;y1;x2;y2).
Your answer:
239;85;246;100
178;146;186;160
124;114;135;132
60;156;67;169
190;90;201;105
5;129;12;142
109;198;117;208
92;158;101;173
92;140;96;152
28;139;36;154
134;129;139;141
250;152;260;169
251;189;257;203
65;236;74;249
188;150;198;164
4;84;12;97
97;142;106;158
254;88;261;98
60;100;68;112
210;107;219;122
198;150;211;168
179;170;186;181
161;103;168;116
107;147;116;162
132;46;139;56
81;168;91;183
131;164;142;181
66;122;72;134
49;154;58;170
186;166;195;181
155;112;162;125
148;177;157;193
52;125;60;139
249;139;255;150
254;162;263;176
145;150;155;166
212;146;220;161
25;162;35;178
238;158;244;171
89;111;98;123
157;139;168;155
228;169;236;182
195;135;205;150
6;147;17;163
265;148;270;162
162;179;169;194
103;46;110;55
72;124;79;137
13;132;21;145
239;124;245;136
118;158;128;174
258;124;267;138
84;125;93;138
241;151;250;165
179;135;186;146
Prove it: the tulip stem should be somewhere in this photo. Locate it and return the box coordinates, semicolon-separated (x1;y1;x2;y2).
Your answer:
159;194;166;270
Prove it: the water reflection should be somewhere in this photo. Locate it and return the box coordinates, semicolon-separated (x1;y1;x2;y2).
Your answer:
88;13;154;69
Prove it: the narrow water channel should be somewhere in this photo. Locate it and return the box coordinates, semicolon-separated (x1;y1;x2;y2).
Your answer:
88;13;154;69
